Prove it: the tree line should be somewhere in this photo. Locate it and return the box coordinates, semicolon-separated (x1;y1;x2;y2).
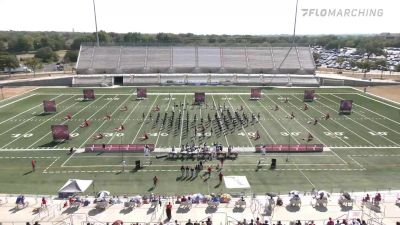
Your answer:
1;30;400;71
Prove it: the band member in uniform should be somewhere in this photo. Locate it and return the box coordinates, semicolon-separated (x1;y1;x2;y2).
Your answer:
115;123;125;132
103;114;111;120
324;113;330;120
313;118;318;125
284;97;289;103
120;105;128;111
64;113;72;120
290;112;295;119
80;119;90;128
93;133;104;140
140;132;149;140
307;133;314;142
255;130;260;140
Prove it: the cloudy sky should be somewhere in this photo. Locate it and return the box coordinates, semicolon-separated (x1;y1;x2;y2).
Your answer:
0;0;398;35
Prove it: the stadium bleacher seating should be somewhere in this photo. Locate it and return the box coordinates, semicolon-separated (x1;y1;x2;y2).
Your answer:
76;45;315;74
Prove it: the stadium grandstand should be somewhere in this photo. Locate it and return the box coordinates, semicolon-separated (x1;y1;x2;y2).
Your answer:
76;45;315;75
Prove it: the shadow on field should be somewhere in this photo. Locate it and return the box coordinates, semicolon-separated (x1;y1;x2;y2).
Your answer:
39;141;60;148
23;171;33;176
36;113;52;116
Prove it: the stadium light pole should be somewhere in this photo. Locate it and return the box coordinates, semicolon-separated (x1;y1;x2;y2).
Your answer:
92;0;100;47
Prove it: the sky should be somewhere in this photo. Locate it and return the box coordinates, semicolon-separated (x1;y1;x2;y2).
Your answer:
0;0;398;35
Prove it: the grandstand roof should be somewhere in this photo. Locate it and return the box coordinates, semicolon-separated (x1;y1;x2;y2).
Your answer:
76;45;315;75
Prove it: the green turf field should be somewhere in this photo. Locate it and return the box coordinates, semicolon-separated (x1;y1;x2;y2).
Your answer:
0;86;399;195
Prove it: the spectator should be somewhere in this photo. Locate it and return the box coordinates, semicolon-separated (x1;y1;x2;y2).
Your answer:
166;202;172;220
277;221;282;225
186;219;193;225
41;197;47;207
263;220;269;225
335;220;340;225
206;218;212;225
194;222;200;225
295;221;301;225
327;218;334;225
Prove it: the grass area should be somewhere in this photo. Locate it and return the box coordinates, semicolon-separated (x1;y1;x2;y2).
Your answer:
0;87;399;195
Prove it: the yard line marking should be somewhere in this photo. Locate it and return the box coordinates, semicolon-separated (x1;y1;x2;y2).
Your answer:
211;95;229;147
178;94;187;148
42;157;60;173
131;95;160;144
225;95;253;147
107;99;142;144
347;155;366;170
291;161;315;188
237;95;275;144
0;95;75;136
313;97;377;146
320;95;399;146
330;94;400;134
78;95;132;148
2;95;84;148
355;92;400;110
254;96;301;144
28;95;108;149
154;97;172;148
267;94;328;146
33;92;358;96
329;146;400;149
290;95;351;147
0;94;63;126
0;94;35;109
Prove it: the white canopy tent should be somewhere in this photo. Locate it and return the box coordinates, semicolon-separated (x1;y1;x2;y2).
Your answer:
58;179;93;198
223;176;252;197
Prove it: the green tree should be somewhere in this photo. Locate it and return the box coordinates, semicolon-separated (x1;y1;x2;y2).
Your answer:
123;32;143;43
25;58;42;76
374;59;387;68
357;39;384;59
71;36;95;50
64;50;78;63
96;30;112;43
0;52;19;71
336;56;345;67
8;35;33;52
35;47;58;63
396;65;400;72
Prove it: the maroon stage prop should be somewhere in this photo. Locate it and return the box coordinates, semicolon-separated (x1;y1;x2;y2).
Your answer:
137;88;147;99
51;125;70;141
85;144;155;153
304;90;315;102
255;144;323;153
250;88;262;100
43;100;56;113
83;89;95;100
194;92;205;104
339;100;353;114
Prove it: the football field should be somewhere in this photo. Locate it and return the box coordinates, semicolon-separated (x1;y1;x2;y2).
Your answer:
0;86;399;195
